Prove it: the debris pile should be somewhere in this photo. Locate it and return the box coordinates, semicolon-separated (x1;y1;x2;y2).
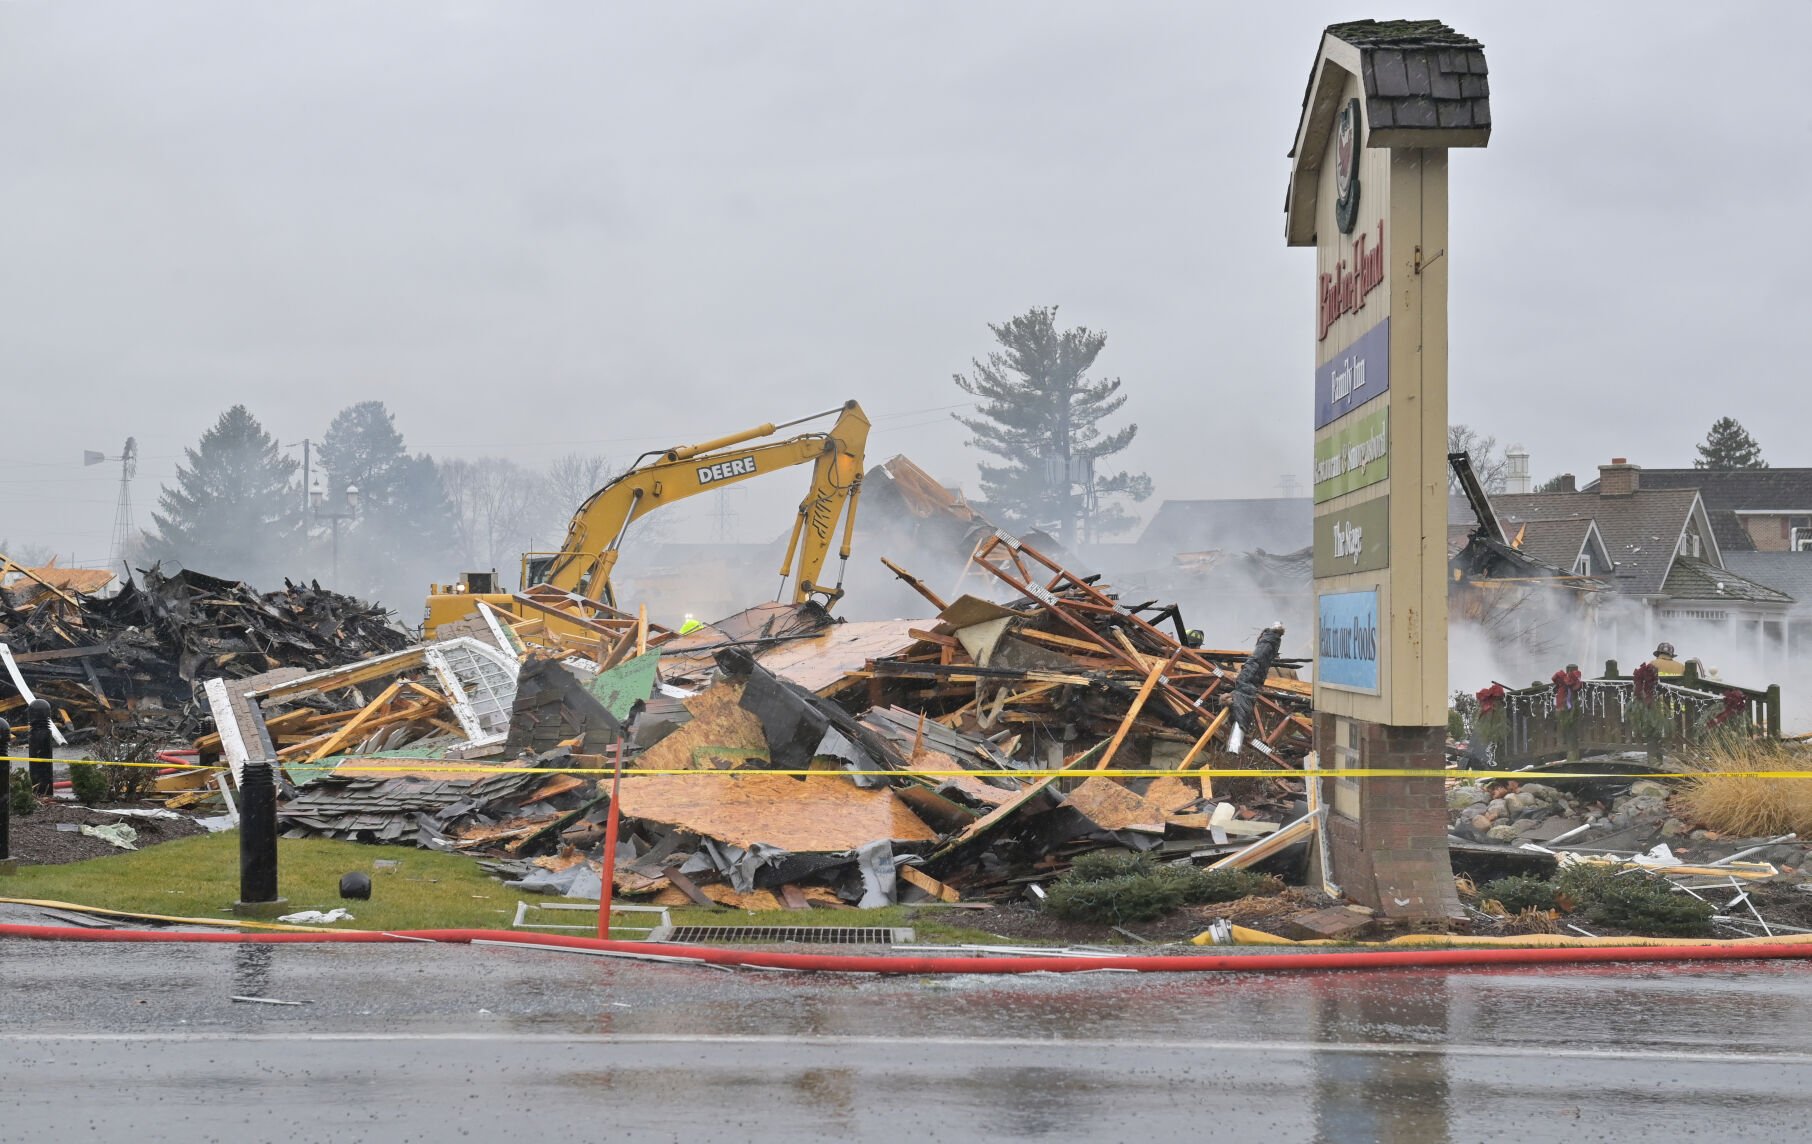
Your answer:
223;532;1321;912
1;563;409;743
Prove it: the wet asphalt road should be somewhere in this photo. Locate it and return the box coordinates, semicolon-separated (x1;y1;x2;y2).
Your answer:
3;939;1809;1143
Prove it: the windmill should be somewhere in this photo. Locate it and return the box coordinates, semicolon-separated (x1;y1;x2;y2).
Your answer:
83;436;138;572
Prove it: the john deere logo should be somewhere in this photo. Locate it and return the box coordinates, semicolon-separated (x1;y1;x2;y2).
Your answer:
1334;97;1361;235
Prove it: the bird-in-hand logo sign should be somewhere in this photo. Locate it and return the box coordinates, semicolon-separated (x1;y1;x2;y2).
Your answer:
1334;97;1361;235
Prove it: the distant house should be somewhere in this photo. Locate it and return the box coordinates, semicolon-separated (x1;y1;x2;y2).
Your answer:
1488;459;1792;663
1722;552;1812;655
1585;467;1812;554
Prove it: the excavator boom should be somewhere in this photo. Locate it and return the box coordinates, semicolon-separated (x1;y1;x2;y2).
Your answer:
424;400;868;637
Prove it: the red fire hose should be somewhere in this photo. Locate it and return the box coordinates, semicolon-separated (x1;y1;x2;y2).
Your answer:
4;924;1812;974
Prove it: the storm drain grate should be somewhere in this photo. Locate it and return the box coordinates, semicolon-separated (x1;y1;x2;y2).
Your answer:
662;926;913;945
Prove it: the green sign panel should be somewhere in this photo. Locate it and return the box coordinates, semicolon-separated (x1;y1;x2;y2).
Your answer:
1313;494;1390;578
1313;404;1389;503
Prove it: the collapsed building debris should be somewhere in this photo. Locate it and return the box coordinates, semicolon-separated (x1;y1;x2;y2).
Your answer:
15;482;1802;942
195;529;1320;915
1;562;410;744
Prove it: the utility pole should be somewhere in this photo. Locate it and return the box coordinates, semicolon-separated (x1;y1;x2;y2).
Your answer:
312;484;360;585
285;439;313;517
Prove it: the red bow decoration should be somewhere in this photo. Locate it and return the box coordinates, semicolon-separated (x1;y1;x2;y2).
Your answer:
1632;662;1659;702
1709;688;1747;728
1476;682;1505;715
1552;667;1583;711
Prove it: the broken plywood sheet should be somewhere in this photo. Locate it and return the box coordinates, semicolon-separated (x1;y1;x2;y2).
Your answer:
1064;775;1204;833
1143;776;1199;816
754;619;927;694
699;885;783;911
634;681;769;771
1064;778;1161;832
613;773;937;851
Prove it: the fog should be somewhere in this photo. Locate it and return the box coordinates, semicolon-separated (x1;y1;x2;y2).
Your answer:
3;2;1806;569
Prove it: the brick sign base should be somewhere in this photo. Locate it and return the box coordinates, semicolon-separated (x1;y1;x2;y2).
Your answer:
1316;715;1462;920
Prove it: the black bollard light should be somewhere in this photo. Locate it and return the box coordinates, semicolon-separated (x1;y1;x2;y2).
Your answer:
26;699;53;798
233;757;286;915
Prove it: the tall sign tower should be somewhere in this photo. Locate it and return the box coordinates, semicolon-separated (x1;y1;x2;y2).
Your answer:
1286;21;1491;919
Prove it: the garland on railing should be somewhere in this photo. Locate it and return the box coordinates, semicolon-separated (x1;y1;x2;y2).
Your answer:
1626;660;1670;741
1471;683;1507;755
1551;664;1584;735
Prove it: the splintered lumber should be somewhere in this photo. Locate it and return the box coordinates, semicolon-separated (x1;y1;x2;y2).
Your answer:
1177;709;1231;775
898;865;961;903
1206;810;1320;871
880;556;949;612
301;682;405;763
612;773;937;851
1094;651;1177;770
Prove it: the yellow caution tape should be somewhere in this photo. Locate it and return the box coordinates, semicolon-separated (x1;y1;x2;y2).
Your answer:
3;754;1808;782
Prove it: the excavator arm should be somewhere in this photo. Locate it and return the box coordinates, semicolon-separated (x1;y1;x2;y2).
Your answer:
424;400;869;637
535;400;870;609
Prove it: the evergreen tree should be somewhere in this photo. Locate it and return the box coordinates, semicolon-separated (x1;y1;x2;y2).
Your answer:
317;401;461;611
953;307;1151;544
1694;417;1767;470
146;406;301;585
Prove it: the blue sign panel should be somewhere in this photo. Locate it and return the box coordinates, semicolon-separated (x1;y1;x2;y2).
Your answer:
1317;589;1380;692
1314;317;1390;429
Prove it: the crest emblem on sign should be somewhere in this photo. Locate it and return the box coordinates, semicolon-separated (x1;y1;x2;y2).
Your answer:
1334;97;1361;234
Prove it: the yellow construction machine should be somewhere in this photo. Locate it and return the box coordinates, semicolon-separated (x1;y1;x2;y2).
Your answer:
423;400;869;638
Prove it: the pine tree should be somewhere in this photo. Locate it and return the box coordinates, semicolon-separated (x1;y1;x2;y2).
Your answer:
1693;417;1767;470
953;307;1151;544
317;401;461;610
145;406;301;585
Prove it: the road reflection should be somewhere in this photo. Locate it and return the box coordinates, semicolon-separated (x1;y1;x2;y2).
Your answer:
1311;972;1451;1143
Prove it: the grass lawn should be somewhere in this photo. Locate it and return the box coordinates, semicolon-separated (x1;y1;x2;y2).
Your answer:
0;832;1009;942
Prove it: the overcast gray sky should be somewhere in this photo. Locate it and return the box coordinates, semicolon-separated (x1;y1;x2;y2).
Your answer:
3;1;1807;565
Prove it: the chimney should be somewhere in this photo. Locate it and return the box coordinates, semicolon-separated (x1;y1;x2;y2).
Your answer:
1505;445;1531;494
1553;473;1576;493
1598;458;1640;497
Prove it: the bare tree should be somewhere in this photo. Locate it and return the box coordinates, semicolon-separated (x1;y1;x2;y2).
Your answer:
542;452;614;514
538;451;673;549
439;457;550;573
0;539;60;567
1448;424;1510;494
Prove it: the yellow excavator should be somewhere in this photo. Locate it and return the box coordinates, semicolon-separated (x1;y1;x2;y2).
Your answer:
423;400;869;638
